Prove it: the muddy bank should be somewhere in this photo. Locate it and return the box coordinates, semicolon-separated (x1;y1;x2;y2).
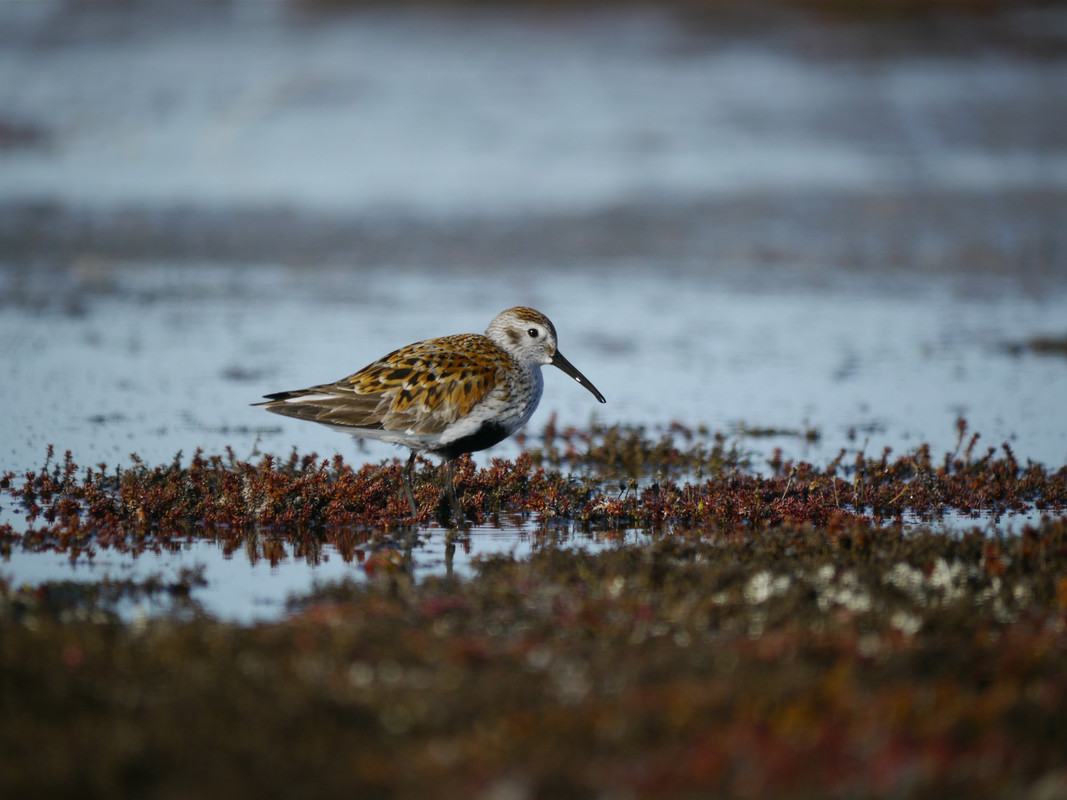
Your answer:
3;190;1065;283
3;518;1067;799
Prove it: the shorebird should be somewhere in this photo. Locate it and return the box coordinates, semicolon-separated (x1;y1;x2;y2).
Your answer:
255;306;605;523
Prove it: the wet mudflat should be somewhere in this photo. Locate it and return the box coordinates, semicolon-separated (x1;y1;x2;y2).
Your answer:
3;425;1067;798
4;517;1067;799
2;1;1067;797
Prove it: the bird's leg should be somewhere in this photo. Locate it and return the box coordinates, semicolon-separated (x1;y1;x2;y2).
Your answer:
402;451;418;518
444;459;466;528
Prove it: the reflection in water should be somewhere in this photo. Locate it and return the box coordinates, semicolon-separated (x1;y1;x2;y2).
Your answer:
0;520;656;623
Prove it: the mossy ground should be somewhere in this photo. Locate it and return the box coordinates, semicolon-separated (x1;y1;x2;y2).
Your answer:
2;422;1067;799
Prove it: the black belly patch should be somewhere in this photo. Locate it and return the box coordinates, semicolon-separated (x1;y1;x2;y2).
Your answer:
432;422;510;460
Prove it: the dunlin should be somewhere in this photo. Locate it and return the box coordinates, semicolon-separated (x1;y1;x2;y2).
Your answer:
255;307;605;522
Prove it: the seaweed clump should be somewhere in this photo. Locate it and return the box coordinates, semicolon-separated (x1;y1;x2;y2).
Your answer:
1;421;1067;798
2;520;1067;799
2;422;1064;558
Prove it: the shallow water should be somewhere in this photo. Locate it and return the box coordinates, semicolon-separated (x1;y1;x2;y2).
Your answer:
3;3;1066;216
2;262;1065;473
2;2;1065;620
3;261;1064;619
0;524;656;624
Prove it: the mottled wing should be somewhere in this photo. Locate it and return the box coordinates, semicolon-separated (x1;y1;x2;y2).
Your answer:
257;334;503;436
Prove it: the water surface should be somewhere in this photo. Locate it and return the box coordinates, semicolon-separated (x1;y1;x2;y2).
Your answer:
2;2;1065;620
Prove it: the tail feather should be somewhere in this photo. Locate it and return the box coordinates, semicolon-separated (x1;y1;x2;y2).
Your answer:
254;385;387;431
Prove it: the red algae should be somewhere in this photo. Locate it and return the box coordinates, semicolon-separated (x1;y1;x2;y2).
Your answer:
3;518;1067;799
1;419;1066;799
2;422;1064;557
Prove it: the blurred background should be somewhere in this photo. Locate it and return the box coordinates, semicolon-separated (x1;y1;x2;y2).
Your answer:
2;0;1066;475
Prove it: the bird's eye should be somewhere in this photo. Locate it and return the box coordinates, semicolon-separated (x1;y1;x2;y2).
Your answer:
527;328;539;338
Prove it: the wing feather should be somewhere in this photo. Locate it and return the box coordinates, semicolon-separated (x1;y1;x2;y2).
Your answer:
255;334;506;437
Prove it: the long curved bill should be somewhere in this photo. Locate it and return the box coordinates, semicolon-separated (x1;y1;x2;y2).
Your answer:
551;349;606;403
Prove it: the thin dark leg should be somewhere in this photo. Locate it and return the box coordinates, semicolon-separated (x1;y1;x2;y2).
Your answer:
402;451;418;517
444;459;465;527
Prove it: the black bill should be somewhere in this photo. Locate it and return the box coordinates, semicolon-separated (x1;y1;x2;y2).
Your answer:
551;350;606;404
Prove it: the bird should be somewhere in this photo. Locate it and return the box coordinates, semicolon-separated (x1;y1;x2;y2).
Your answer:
254;306;606;524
